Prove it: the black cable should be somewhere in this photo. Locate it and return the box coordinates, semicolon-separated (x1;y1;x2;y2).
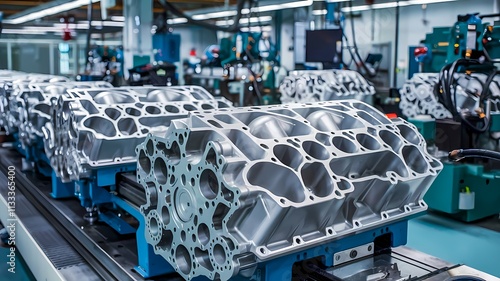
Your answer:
449;148;500;162
159;0;246;32
345;0;376;77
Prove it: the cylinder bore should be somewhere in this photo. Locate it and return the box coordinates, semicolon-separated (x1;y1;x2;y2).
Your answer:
397;124;420;145
273;144;303;170
197;223;210;245
302;141;330;160
356;133;381;150
402;145;428;174
139;150;151;174
118;118;138;135
213;244;226;265
200;169;219;199
379;130;403;151
301;162;333;197
332;136;358;153
175;245;192;275
154;157;168;185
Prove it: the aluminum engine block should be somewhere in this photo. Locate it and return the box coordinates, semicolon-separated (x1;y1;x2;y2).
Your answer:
136;100;442;280
280;70;375;103
17;81;113;150
399;72;500;119
44;86;232;182
0;74;70;133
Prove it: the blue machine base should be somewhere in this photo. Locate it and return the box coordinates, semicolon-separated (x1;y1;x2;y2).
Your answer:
233;220;408;281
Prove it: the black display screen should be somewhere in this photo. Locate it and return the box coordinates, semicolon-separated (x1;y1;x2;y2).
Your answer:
305;29;343;64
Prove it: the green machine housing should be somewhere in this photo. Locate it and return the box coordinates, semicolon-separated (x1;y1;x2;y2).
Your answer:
420;14;500;72
410;115;500;222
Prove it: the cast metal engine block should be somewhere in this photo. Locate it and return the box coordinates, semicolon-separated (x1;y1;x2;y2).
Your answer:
17;81;113;150
0;74;70;133
280;70;375;104
136;100;442;280
44;86;232;182
399;72;500;119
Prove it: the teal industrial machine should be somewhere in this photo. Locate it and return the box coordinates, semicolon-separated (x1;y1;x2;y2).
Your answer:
406;13;500;222
413;13;500;73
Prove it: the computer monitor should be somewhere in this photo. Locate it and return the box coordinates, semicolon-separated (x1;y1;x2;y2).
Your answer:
305;29;343;67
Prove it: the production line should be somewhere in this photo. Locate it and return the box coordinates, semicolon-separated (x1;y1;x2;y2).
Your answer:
0;69;496;281
2;0;500;280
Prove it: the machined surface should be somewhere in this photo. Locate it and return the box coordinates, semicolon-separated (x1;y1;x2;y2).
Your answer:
280;70;375;103
45;86;232;182
136;100;442;280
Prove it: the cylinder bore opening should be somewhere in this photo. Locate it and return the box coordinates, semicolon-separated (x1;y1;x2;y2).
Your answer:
213;244;226;265
138;150;151;174
332;136;358;153
149;215;159;237
397;125;420;145
302;141;330;160
402;146;428;174
356;133;381;150
198;223;210;245
175;245;192;275
273;144;303;170
379;130;403;151
200;169;219;199
154;158;168;185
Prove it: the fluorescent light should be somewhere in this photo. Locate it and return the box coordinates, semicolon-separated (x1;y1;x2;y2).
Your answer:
23;26;62;32
110;15;124;21
215;16;273;26
54;23;90;29
240;26;272;32
191;0;312;20
78;20;124;27
192;11;238;20
167;18;188;24
341;0;456;12
5;0;100;24
312;9;327;15
1;29;47;35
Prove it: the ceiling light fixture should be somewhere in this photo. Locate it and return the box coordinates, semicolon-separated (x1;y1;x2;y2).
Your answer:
4;0;101;24
110;15;125;22
215;16;273;26
1;29;47;35
166;18;188;24
341;0;457;12
191;0;312;20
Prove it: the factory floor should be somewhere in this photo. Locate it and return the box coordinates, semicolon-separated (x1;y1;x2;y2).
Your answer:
407;212;500;278
1;213;500;280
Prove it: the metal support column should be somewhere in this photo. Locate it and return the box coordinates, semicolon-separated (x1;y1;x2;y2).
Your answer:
123;0;153;78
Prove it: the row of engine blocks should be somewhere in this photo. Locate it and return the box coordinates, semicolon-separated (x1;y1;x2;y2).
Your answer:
0;69;441;280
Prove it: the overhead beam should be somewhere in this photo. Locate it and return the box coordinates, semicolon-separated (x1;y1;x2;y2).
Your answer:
0;1;51;6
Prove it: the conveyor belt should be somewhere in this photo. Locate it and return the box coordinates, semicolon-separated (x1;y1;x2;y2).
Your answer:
0;147;150;280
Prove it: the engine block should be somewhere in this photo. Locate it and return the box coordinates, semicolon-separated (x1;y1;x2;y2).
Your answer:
44;86;232;182
280;70;375;104
399;72;500;119
17;81;113;150
136;100;442;280
0;75;70;134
